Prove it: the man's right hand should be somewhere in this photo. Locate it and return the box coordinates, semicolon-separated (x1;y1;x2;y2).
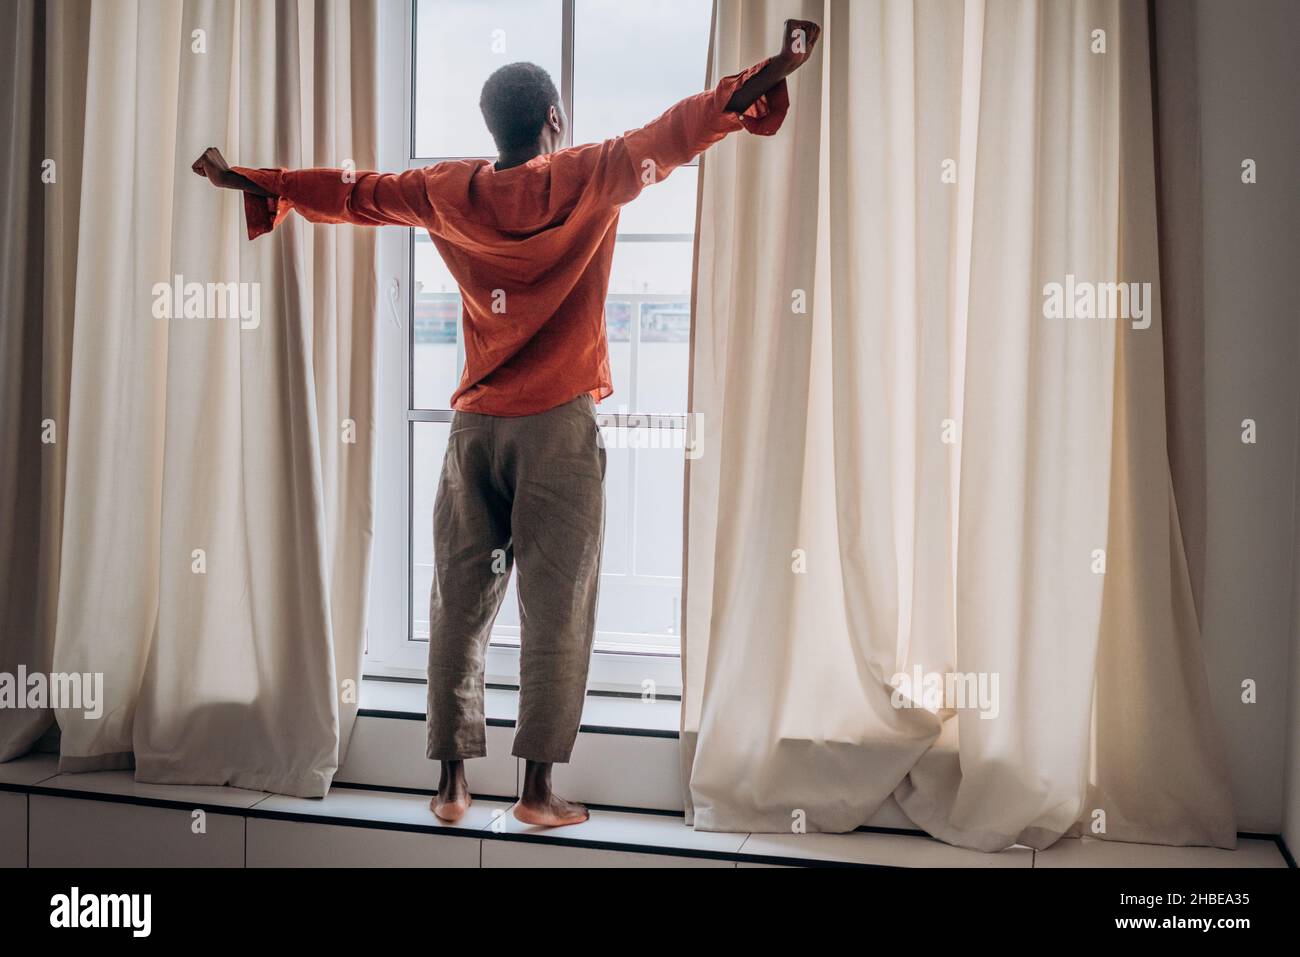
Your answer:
723;19;821;117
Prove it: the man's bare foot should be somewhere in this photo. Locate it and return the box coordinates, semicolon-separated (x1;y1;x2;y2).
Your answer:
431;791;471;823
514;759;589;827
513;792;589;827
431;759;471;823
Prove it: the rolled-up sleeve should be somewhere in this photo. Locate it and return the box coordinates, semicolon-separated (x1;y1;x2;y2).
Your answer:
597;57;790;206
231;165;442;240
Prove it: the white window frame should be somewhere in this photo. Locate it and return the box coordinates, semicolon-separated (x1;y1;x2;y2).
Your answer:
365;0;694;696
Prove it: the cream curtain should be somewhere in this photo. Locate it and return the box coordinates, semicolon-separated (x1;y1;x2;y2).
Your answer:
683;0;1236;850
0;0;87;764
0;0;379;798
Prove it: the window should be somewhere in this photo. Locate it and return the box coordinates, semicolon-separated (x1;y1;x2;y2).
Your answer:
366;0;712;689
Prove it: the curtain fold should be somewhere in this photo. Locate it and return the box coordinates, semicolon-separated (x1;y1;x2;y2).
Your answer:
0;0;89;763
0;0;379;799
1149;0;1207;624
684;0;1235;850
0;0;49;759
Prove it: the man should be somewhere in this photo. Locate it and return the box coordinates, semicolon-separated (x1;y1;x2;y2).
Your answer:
194;18;821;827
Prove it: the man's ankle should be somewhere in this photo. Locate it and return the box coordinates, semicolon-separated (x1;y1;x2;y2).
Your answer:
521;760;555;801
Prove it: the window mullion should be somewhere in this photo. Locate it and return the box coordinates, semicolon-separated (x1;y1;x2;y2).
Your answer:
561;0;575;148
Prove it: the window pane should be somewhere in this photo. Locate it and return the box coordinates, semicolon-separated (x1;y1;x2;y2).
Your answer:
412;234;463;410
618;167;698;236
573;0;713;146
405;0;709;663
607;241;694;296
414;0;563;158
593;427;682;654
412;421;681;655
599;294;692;415
413;254;692;414
599;302;633;414
637;305;690;413
633;437;685;579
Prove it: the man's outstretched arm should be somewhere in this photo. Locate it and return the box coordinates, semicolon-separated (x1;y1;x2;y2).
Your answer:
192;147;441;240
596;18;820;205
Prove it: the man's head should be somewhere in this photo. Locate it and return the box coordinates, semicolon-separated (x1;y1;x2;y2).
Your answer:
479;62;565;157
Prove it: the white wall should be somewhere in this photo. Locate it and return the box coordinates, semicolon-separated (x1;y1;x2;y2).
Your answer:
1195;0;1300;834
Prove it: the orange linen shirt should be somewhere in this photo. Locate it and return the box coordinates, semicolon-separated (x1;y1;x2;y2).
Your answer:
234;59;789;416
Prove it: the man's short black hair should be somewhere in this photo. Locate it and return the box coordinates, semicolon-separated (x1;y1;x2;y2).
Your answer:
479;62;560;153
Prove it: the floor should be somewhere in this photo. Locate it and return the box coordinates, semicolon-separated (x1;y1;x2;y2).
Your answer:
0;753;1289;868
